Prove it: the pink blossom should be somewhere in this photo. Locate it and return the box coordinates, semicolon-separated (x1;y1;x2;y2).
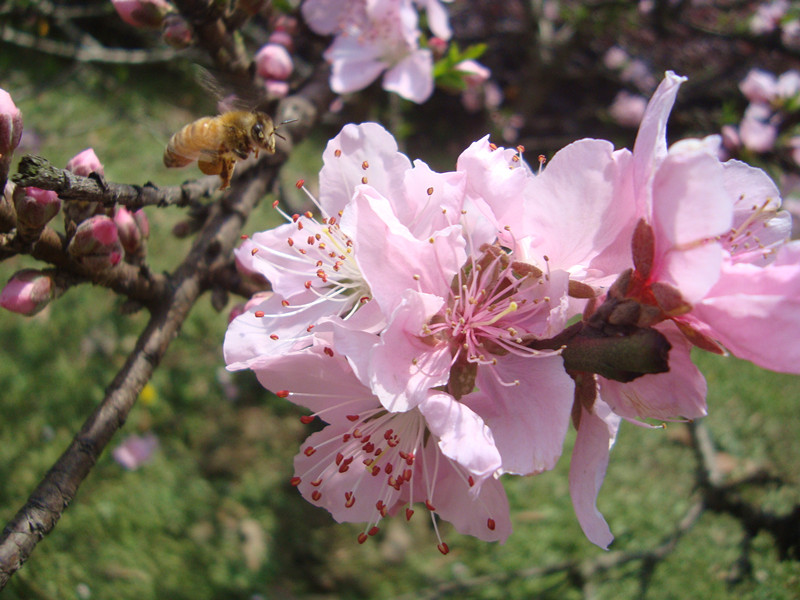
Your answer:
255;43;293;81
313;0;435;102
264;79;290;99
0;269;55;316
13;186;61;235
113;206;149;257
608;91;648;128
750;0;789;35
254;348;511;549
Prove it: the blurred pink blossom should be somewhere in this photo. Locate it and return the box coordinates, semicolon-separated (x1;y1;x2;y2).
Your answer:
66;148;104;177
113;433;159;470
750;0;789;34
608;91;648;128
0;88;22;157
255;43;293;81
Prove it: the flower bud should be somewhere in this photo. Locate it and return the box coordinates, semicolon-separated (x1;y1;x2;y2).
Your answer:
0;269;55;315
13;186;61;239
264;79;290;99
255;43;293;81
111;0;172;29
428;36;448;58
0;88;23;158
268;30;293;51
162;13;193;48
65;148;104;177
68;215;123;270
113;206;149;257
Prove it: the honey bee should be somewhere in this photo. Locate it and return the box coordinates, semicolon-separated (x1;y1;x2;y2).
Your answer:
163;110;276;190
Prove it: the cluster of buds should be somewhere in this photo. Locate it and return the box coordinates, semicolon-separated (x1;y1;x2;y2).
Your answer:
109;0;193;49
0;89;151;316
254;16;298;99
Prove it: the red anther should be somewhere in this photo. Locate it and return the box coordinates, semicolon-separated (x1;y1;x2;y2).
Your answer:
405;508;414;521
399;451;407;460
334;149;342;157
335;452;344;466
387;437;398;447
281;300;290;307
487;518;496;531
516;144;526;153
363;458;373;467
360;434;371;443
488;142;498;151
362;160;369;169
342;433;351;442
251;248;259;257
315;260;323;267
307;236;315;245
468;476;475;487
426;186;434;196
295;179;305;189
405;453;414;465
310;478;322;487
425;500;436;511
304;211;313;219
241;234;249;240
538;154;546;164
368;526;379;536
384;463;393;474
304;281;312;289
270;334;279;340
329;216;336;225
403;469;412;481
360;296;370;304
384;429;393;440
292;213;300;222
311;490;321;501
306;325;315;332
290;476;301;486
343;456;354;466
361;176;368;184
287;238;294;246
378;505;387;517
297;222;303;230
344;492;355;508
255;311;265;318
376;500;384;511
324;347;334;357
316;269;326;279
346;414;360;422
300;415;314;424
362;442;375;453
298;248;306;254
338;463;350;473
437;542;450;555
353;429;362;438
304;446;316;456
371;465;380;476
314;233;321;240
357;532;368;544
272;200;279;209
276;390;290;398
374;448;382;456
511;155;520;162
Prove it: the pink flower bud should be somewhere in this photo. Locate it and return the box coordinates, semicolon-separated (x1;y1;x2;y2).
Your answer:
455;60;491;89
0;88;23;158
264;79;290;99
68;215;123;270
13;186;61;236
0;269;54;315
162;13;193;48
428;37;448;57
255;43;293;81
113;206;149;256
111;0;172;29
268;30;294;51
65;148;104;177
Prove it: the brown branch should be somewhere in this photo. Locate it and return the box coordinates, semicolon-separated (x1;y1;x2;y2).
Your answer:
0;26;185;64
12;157;218;210
0;71;330;588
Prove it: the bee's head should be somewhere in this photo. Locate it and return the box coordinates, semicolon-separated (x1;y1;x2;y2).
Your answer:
251;113;276;153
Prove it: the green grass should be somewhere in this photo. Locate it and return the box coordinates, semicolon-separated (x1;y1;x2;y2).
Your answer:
1;54;799;600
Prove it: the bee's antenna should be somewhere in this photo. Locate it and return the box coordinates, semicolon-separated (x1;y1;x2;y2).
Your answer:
274;119;298;141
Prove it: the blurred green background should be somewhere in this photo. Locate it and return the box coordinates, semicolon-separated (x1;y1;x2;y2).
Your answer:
2;31;800;600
